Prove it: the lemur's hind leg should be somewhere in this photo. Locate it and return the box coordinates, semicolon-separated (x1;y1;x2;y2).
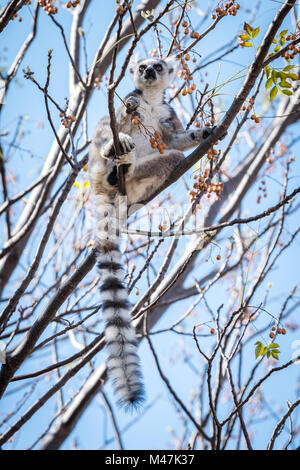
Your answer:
126;150;185;204
89;133;136;194
102;132;136;165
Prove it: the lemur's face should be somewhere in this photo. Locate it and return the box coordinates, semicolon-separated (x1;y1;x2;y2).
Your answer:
129;57;176;89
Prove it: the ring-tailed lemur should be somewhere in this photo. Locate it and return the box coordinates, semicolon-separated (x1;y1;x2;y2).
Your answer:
89;57;217;408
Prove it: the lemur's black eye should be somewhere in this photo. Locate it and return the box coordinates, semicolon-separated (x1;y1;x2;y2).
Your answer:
139;65;146;72
154;64;163;72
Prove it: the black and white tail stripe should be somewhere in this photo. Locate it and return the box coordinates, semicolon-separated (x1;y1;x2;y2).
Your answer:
97;243;144;407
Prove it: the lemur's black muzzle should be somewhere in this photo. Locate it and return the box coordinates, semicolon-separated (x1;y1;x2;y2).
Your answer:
144;67;156;80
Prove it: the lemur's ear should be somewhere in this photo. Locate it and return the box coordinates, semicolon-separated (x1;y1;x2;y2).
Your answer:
164;56;180;79
129;54;139;76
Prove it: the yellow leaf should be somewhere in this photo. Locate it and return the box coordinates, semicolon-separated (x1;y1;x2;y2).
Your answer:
270;86;278;101
73;181;81;188
244;22;253;35
239;34;250;40
83;181;90;189
287;73;299;81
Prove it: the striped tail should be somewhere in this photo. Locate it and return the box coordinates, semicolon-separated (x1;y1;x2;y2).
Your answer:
96;212;145;407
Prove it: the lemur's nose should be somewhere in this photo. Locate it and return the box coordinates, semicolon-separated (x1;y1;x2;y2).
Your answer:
144;67;156;79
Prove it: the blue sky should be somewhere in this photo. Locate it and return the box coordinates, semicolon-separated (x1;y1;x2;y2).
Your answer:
1;0;300;450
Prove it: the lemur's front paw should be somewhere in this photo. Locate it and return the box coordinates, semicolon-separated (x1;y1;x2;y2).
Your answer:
202;125;227;141
118;133;135;157
125;95;140;114
102;133;135;164
191;128;213;143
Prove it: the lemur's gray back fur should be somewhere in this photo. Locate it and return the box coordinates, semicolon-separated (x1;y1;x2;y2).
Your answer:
89;57;216;407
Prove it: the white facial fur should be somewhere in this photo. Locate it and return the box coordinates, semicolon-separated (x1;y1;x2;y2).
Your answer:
129;56;179;90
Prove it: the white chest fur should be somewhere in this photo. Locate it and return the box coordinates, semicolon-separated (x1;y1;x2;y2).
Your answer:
131;98;170;158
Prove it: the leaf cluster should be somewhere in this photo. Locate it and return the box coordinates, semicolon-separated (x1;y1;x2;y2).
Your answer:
255;341;280;360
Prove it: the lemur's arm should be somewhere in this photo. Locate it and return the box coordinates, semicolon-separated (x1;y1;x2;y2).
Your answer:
167;128;214;151
116;93;140;134
159;106;216;152
90;92;139;161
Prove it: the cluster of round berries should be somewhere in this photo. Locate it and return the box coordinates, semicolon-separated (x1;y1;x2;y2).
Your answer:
241;97;254;113
132;118;167;154
10;0;32;22
178;20;200;39
189;170;223;203
265;147;274;165
250;114;261;124
149;131;167;154
269;326;287;339
131;115;139;126
211;1;240;19
241;98;260;124
276;141;287;157
66;0;81;8
115;0;123;14
93;76;101;90
38;0;58;14
149;49;159;57
206;181;223;200
282;33;300;60
157;221;168;232
38;0;80;14
194;114;216;130
10;12;22;21
59;112;76;128
207;146;218;161
263;142;287;167
257;180;267;204
178;55;197;96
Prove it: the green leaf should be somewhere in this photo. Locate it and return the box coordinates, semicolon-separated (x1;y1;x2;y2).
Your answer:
264;65;271;78
270;86;278;101
269;343;280;349
287;73;299;81
271;351;279;360
277;71;287;79
274;45;281;53
281;89;293;96
240;34;250;40
265;78;273;90
279;29;288;37
272;38;277;44
243;42;253;47
262;346;269;356
244;22;253;35
283;65;294;71
252;27;260;38
255;342;264;359
267;351;271;358
272;70;278;84
279;37;286;46
279;80;292;88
